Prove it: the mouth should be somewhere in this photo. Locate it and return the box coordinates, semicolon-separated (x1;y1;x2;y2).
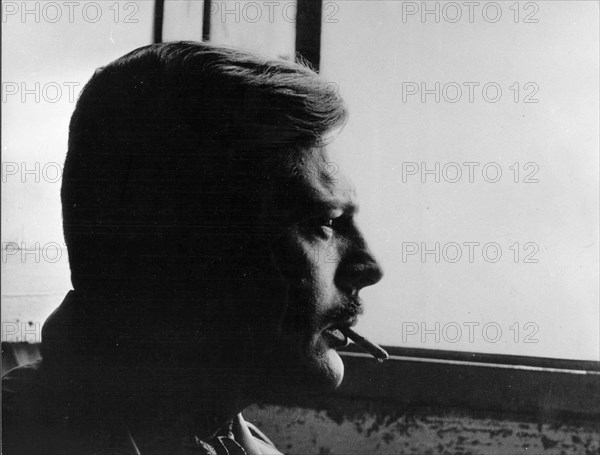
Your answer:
321;318;357;348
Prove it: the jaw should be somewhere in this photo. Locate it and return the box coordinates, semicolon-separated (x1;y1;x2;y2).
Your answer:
278;331;347;392
245;329;346;400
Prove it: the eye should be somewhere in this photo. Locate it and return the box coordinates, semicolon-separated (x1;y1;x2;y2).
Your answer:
301;211;345;238
319;214;347;235
304;216;334;239
315;218;334;238
322;219;334;229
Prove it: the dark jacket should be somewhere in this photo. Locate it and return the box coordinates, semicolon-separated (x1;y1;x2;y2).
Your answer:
2;292;282;455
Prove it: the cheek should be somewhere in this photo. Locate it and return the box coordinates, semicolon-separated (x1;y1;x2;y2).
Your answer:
282;259;338;334
267;233;340;332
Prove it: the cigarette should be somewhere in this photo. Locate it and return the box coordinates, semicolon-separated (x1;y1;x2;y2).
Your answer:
341;327;389;362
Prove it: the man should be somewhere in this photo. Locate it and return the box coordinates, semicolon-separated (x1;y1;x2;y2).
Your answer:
2;41;383;454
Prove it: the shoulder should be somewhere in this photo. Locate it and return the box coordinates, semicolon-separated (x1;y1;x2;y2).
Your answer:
3;361;51;454
2;361;88;455
3;360;45;419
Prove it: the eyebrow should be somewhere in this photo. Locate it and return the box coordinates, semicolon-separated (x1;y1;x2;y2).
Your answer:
313;196;359;217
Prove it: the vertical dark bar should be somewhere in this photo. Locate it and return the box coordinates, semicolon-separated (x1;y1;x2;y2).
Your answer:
295;0;323;71
153;0;165;43
202;0;212;41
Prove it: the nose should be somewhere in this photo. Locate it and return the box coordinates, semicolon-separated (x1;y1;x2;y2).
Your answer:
336;235;384;292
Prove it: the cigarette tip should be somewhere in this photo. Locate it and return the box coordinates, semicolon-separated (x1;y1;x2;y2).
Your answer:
377;350;389;363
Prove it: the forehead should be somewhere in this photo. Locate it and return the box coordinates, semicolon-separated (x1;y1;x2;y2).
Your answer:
272;147;359;220
302;150;358;214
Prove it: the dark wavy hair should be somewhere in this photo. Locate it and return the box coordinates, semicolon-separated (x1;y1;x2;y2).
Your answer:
62;41;347;298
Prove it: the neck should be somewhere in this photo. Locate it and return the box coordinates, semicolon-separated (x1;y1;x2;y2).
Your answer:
47;350;252;441
118;361;253;437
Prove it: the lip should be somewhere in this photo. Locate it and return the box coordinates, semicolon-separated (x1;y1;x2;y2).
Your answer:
319;306;361;348
321;316;358;334
321;328;349;348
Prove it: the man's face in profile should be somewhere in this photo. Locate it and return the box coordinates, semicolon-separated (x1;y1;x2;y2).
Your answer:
238;144;384;394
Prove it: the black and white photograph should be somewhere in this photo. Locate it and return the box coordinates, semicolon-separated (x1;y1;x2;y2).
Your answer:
2;1;599;454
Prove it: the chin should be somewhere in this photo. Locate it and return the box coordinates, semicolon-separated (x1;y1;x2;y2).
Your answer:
318;347;345;389
256;331;347;397
301;335;346;391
